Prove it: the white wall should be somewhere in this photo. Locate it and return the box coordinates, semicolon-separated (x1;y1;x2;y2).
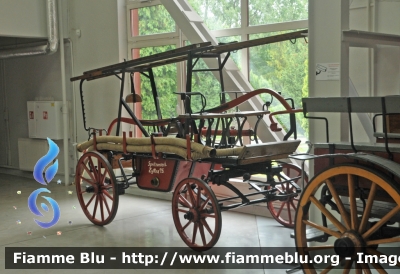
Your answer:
0;0;128;175
69;0;128;142
309;0;400;145
0;0;47;38
0;48;72;168
309;0;349;144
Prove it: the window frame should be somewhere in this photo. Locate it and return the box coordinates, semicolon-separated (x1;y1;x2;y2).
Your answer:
126;0;308;114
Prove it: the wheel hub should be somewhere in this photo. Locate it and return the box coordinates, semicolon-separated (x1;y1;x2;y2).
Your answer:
86;183;101;194
334;230;365;257
184;209;199;222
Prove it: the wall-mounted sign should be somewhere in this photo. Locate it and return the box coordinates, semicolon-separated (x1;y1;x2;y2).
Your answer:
316;63;340;81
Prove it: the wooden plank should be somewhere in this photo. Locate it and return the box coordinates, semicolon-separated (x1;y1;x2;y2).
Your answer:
388;114;400;134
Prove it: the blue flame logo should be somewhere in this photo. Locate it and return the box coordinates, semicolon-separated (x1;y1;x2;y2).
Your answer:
28;138;61;229
33;138;59;185
28;188;60;229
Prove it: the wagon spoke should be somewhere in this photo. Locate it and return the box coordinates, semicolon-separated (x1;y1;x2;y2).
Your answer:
286;202;292;224
343;259;353;274
198;222;206;246
355;263;362;274
178;194;192;208
325;179;351;229
99;194;105;222
181;220;191;232
177;208;188;213
97;162;103;184
348;174;359;231
290;200;297;212
102;189;114;201
199;197;211;211
364;250;386;272
360;263;371;274
192;222;198;244
304;245;334;252
303;220;341;238
100;168;107;185
102;184;113;190
367;248;400;267
92;195;99;219
359;183;377;234
82;165;96;183
320;263;335;274
186;183;196;206
362;205;400;239
276;200;286;217
366;237;400;246
285;181;290;193
202;213;216;218
200;219;214;237
268;163;307;229
310;196;347;233
79;175;95;186
88;157;98;181
85;193;96;208
102;194;111;215
370;262;386;274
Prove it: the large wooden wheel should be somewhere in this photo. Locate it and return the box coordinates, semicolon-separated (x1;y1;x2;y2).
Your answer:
172;177;222;251
295;164;400;273
267;163;308;228
75;151;119;226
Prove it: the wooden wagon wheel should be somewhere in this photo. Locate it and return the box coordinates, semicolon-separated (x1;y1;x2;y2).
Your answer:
295;164;400;273
172;177;222;251
267;163;308;228
75;151;119;226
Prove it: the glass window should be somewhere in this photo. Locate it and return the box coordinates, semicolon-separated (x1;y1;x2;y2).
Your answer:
249;32;308;141
187;57;222;112
183;37;241;112
130;5;175;36
216;36;241;69
131;45;177;120
187;0;241;30
249;0;308;26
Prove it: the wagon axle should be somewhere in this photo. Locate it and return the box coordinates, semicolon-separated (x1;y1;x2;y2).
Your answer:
183;211;194;221
333;230;366;258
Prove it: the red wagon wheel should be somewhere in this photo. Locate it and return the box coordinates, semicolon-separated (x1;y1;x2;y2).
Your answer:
75;151;119;226
172;177;222;251
267;163;308;228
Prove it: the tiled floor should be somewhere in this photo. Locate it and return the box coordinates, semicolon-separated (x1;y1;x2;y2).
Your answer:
0;173;298;274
